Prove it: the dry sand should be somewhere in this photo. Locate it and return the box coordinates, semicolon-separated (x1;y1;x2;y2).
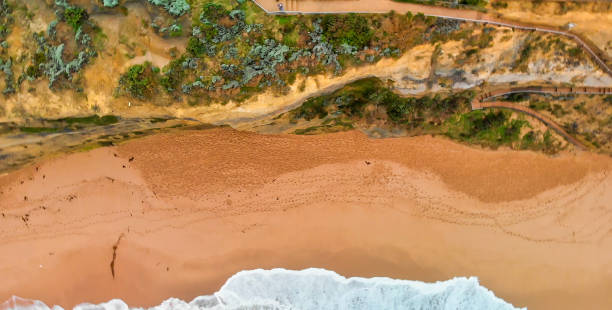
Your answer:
1;128;611;309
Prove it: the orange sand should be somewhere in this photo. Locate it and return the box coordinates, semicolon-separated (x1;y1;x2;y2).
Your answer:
1;128;611;309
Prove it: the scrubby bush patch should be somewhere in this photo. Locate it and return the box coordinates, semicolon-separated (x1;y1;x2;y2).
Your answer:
0;0;15;94
63;6;87;30
119;1;463;103
289;77;561;153
119;62;158;99
320;14;373;49
148;0;190;16
292;78;473;124
0;57;15;94
7;1;102;91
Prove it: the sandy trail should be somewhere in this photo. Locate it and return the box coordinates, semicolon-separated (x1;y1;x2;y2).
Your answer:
0;128;611;310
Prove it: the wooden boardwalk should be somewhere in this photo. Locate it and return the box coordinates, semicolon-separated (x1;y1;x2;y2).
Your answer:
251;0;612;77
472;86;612;150
250;0;612;149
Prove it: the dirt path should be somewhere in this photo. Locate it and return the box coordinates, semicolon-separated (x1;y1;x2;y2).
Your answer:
472;86;612;150
252;0;612;76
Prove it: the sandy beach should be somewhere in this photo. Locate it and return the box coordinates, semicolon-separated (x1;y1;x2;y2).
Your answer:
1;128;611;309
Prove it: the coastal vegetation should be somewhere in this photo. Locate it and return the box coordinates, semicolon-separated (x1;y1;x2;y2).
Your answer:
499;92;612;154
288;77;564;153
0;0;15;94
116;1;474;104
0;0;102;93
0;0;607;163
0;115;200;172
120;62;158;99
14;115;119;134
148;0;191;16
392;0;487;10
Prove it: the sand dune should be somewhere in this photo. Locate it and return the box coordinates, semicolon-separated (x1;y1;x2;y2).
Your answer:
0;128;611;309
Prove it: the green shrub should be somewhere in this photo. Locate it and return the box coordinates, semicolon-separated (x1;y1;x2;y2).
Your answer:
567;46;582;58
321;14;373;49
445;109;528;148
459;0;486;7
465;48;478;57
148;0;190;16
119;63;156;98
516;42;533;69
169;23;182;37
291;78;472;124
200;3;228;25
528;101;551;111
293;97;328;120
159;56;186;93
64;7;87;30
520;130;536;149
187;37;206;56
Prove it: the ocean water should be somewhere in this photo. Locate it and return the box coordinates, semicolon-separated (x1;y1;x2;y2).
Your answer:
2;268;524;310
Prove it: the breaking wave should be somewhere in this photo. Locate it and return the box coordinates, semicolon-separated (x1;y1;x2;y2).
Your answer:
2;268;524;310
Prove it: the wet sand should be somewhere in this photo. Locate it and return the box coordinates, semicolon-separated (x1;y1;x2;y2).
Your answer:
1;128;611;309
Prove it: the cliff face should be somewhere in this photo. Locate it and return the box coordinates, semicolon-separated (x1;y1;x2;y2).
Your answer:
0;0;609;126
0;0;611;172
490;0;612;60
392;29;611;95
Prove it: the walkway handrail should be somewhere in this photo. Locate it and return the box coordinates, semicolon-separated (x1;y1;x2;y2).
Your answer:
251;1;612;149
250;0;612;77
476;101;587;150
471;86;612;150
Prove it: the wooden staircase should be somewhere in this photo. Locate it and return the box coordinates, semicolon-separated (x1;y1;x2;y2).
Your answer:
470;86;612;150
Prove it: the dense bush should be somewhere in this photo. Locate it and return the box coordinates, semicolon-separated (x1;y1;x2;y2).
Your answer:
290;77;556;152
118;2;460;103
0;57;14;94
459;0;486;7
0;0;13;43
242;39;289;84
567;46;582;59
0;0;14;94
119;63;157;99
445;110;532;149
292;78;473;123
199;3;228;25
310;19;342;73
160;56;187;92
64;7;87;30
321;14;373;49
34;32;94;87
20;1;100;89
515;40;534;71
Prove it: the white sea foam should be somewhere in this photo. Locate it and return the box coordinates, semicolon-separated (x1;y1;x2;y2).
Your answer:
2;268;525;310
